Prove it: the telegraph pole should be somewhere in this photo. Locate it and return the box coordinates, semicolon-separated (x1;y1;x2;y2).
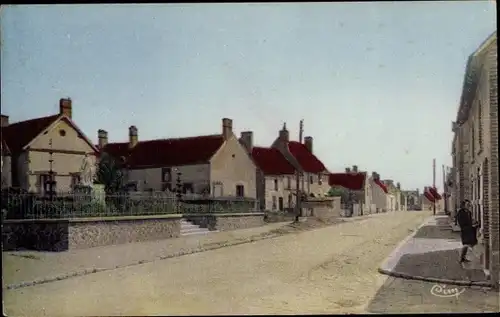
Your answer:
295;120;304;222
442;164;447;214
433;159;436;215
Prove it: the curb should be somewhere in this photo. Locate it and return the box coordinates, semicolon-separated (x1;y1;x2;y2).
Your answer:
378;267;494;288
378;216;433;270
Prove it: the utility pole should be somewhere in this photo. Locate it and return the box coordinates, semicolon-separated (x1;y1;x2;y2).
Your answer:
295;120;304;222
433;159;436;215
442;164;447;214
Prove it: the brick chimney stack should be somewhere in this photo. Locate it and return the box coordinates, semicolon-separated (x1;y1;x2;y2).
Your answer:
98;129;108;149
129;126;138;149
279;122;290;143
59;98;72;118
304;136;313;153
346;167;351;173
240;131;253;153
352;165;358;173
222;118;233;140
0;115;9;127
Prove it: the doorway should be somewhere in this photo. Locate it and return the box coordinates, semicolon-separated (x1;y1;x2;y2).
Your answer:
278;197;284;211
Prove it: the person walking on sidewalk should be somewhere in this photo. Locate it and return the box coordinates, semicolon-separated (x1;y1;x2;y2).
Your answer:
456;200;478;263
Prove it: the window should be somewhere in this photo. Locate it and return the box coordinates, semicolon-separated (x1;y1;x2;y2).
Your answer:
318;174;323;185
309;175;314;184
274;178;278;190
183;183;194;194
236;184;245;197
40;174;56;195
71;173;81;188
162;182;172;192
59;129;66;137
272;196;277;210
287;176;291;189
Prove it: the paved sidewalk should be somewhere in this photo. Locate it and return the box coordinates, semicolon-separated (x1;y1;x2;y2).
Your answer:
379;216;492;287
2;214;375;290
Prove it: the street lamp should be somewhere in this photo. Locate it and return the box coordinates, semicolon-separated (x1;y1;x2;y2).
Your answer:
47;138;57;200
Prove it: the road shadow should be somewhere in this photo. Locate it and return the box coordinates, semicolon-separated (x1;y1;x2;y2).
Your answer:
392;249;488;282
366;277;499;313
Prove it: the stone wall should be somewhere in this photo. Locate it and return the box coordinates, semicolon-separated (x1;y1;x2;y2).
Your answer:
2;214;182;251
186;213;265;231
302;197;341;221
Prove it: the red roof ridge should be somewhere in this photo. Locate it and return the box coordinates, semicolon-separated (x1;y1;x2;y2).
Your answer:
1;114;61;153
286;141;326;173
5;114;60;127
139;134;223;143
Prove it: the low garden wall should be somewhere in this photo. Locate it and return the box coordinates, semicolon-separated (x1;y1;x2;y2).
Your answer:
2;214;182;251
302;197;341;221
185;212;265;231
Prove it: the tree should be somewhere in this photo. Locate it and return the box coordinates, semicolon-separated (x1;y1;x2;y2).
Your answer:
327;186;348;201
94;152;124;194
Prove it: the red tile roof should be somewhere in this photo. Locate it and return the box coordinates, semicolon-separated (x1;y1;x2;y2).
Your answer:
374;179;388;194
424;188;435;203
429;186;442;200
287;141;327;173
1;114;60;153
329;172;366;190
251;146;296;175
103;135;225;168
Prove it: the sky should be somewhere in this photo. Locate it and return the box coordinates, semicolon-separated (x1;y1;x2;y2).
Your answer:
1;2;497;191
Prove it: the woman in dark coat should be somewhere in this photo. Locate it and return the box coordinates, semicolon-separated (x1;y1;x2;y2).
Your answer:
456;200;478;263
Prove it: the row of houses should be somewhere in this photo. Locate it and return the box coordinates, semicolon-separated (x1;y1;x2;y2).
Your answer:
448;31;498;285
1;97;411;213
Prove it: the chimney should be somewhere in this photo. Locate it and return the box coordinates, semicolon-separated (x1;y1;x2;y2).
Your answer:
372;172;379;180
222;118;233;140
352;165;358;173
304;136;313;153
129;125;138;149
98;129;108;149
345;167;351;173
59;98;72;118
279;123;289;143
240;131;253;153
0;115;8;127
397;182;401;190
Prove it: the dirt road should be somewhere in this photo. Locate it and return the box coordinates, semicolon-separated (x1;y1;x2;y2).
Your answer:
4;211;430;316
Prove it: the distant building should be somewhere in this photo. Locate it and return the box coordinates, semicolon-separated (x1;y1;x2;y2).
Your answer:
239;123;331;212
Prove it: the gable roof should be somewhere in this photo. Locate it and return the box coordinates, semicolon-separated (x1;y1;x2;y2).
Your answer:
1;114;99;154
329;172;367;190
373;179;388;194
1;114;60;153
251;146;296;175
287;141;327;173
102;134;225;168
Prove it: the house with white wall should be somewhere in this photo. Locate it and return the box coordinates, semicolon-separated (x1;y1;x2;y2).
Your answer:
1;98;99;194
99;118;257;199
238;124;331;212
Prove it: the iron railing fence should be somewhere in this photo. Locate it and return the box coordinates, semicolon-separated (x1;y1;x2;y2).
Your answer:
1;191;260;220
